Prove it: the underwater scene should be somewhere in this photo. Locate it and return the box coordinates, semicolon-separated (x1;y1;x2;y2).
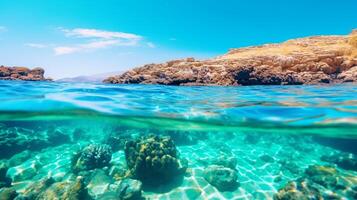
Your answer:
0;80;356;200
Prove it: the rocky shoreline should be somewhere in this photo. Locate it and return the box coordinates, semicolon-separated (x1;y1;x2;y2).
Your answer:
0;66;51;81
104;30;357;86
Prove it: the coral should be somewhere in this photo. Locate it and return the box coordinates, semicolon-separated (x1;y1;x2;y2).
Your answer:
124;135;186;185
72;144;112;172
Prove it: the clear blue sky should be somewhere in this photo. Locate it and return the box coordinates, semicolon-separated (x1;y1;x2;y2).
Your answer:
0;0;356;79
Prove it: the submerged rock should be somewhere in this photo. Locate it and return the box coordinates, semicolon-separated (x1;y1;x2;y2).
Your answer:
38;176;91;200
7;150;32;167
198;155;237;170
260;154;275;163
117;179;143;200
6;160;41;182
87;169;113;198
273;180;322;200
0;161;11;188
279;160;301;175
321;153;357;171
163;131;199;146
105;132;133;152
71;144;112;173
47;128;71;146
0;127;48;159
17;177;54;199
0;187;18;200
203;165;239;192
124;135;186;185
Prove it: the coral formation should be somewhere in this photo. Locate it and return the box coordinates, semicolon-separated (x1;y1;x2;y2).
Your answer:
124;135;186;185
72;144;112;172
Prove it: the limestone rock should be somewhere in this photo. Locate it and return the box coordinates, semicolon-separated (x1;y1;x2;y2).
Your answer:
104;30;357;86
203;165;238;191
0;66;51;81
117;179;143;200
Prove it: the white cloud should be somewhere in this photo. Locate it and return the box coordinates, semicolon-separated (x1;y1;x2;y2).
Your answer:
54;28;145;55
25;43;47;48
60;28;142;40
146;42;156;48
54;46;80;55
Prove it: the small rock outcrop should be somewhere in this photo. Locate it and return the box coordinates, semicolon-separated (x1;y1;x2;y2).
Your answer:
0;66;51;81
104;30;357;86
203;165;239;192
117;179;143;200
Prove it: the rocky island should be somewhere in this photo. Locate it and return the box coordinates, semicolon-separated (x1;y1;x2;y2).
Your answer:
104;30;357;86
0;66;51;81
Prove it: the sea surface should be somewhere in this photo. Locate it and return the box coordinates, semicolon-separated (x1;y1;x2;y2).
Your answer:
0;80;356;199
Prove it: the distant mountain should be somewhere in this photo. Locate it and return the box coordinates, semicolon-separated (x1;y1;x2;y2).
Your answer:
57;71;123;83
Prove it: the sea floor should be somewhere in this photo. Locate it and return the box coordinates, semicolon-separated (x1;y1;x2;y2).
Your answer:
1;125;356;200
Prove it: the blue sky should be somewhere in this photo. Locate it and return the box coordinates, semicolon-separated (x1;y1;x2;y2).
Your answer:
0;0;356;79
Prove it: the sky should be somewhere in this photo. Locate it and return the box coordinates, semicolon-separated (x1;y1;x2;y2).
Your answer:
0;0;356;79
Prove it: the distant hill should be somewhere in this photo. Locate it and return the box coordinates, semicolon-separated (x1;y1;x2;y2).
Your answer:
57;71;123;83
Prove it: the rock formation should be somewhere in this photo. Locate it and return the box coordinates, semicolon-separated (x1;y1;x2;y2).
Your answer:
0;66;51;81
104;30;357;86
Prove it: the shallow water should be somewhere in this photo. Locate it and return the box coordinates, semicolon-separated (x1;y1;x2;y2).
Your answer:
0;80;356;199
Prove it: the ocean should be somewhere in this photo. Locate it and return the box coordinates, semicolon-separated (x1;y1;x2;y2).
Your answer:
0;80;356;199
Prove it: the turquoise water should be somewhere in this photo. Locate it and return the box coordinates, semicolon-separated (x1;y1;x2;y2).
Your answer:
0;80;356;199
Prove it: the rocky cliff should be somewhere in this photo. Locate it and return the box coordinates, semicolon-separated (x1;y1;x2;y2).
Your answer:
104;30;357;86
0;66;51;81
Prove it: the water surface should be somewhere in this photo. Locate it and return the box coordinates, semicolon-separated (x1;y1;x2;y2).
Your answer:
0;81;356;199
